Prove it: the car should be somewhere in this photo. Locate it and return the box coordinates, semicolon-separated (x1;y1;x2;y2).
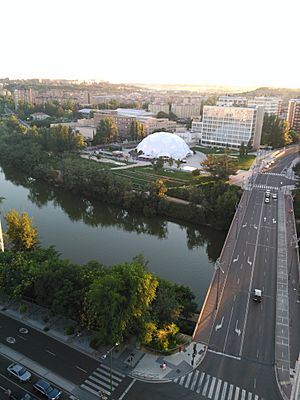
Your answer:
20;395;33;400
265;192;270;198
7;363;31;383
272;193;277;199
33;379;62;400
253;289;262;303
265;197;270;204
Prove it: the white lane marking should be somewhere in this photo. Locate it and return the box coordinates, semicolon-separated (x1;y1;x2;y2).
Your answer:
223;305;234;352
99;364;125;378
234;387;240;400
45;349;55;356
208;376;216;398
118;378;137;400
233;255;239;263
235;320;241;336
190;370;199;391
228;384;234;400
213;379;222;400
247;257;252;266
81;384;110;396
208;349;241;361
16;334;27;341
215;316;224;331
196;372;205;393
248;392;253;400
184;371;193;388
179;375;185;385
254;378;257;389
253;224;258;230
86;378;111;390
241;389;246;400
202;374;211;396
242;223;247;228
76;366;87;373
237;278;240;285
90;374;118;387
220;381;228;400
240;264;243;270
95;368;123;382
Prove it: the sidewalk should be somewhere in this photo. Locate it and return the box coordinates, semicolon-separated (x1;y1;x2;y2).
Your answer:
0;299;206;385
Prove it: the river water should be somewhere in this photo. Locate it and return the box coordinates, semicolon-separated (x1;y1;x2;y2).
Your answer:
0;167;226;306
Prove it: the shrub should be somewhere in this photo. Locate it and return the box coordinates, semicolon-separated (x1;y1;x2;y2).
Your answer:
90;336;100;349
19;304;28;314
64;325;75;336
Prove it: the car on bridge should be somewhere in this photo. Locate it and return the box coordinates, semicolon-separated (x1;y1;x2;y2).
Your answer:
253;289;262;303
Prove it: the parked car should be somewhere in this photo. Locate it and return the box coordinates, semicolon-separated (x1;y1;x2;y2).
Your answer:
33;379;62;400
7;363;31;382
20;394;33;400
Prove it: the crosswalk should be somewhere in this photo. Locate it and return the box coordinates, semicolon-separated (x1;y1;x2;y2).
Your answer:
174;370;263;400
263;172;285;177
81;363;125;398
253;184;279;190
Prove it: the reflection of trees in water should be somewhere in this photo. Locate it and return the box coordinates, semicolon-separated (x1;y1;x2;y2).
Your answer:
186;227;226;263
1;165;226;252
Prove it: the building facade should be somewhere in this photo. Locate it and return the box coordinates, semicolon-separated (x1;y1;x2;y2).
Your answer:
217;96;248;107
247;97;281;116
148;103;170;115
287;99;300;132
201;106;264;150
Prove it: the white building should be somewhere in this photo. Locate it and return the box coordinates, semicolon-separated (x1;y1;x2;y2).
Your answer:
148;103;170;115
201;106;264;150
217;96;248;107
171;103;201;118
247;97;281;116
30;112;50;121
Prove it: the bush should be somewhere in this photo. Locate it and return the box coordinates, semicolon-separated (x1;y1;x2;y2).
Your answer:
19;304;28;314
90;336;101;349
64;325;75;336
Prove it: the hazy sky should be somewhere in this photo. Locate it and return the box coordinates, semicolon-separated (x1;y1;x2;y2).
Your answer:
1;0;300;88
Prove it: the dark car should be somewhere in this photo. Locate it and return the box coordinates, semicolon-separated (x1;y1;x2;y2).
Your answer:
7;363;31;382
33;379;62;400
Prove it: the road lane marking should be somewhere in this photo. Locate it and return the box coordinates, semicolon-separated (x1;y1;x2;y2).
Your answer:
190;370;199;391
202;374;210;396
215;316;224;331
184;371;193;388
16;334;27;341
237;278;240;285
228;384;234;399
213;379;222;400
220;381;228;400
235;320;241;336
240;264;243;270
196;372;205;393
76;366;88;373
45;349;56;356
248;393;253;399
118;378;136;400
208;376;216;398
208;349;241;360
233;255;239;263
247;257;252;266
254;378;257;389
223;305;234;352
241;389;246;400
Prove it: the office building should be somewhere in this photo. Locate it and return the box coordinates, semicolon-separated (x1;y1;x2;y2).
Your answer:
287;99;300;132
148;103;170;115
201;106;264;150
217;96;248;107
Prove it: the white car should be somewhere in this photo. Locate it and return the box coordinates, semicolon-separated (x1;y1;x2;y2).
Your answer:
272;193;277;199
265;197;270;204
7;363;31;382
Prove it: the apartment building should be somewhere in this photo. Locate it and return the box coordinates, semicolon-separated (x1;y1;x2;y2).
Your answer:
217;96;248;107
287;99;300;132
148;103;170;115
247;97;281;116
93;110;135;139
13;88;36;106
201;105;264;150
171;103;201;118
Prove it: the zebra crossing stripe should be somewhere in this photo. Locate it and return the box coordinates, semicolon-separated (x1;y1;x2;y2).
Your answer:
190;370;199;391
85;379;111;391
241;389;246;400
228;383;234;400
234;387;240;400
202;374;211;397
179;375;185;385
100;363;125;378
81;383;110;396
196;372;205;393
96;368;123;382
89;374;118;388
184;372;193;388
213;379;222;400
220;381;228;400
208;376;216;398
248;393;253;400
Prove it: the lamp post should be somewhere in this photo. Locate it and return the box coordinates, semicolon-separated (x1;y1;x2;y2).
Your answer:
215;258;225;310
101;342;119;399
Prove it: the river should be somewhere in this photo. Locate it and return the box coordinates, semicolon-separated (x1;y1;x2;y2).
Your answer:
0;166;226;306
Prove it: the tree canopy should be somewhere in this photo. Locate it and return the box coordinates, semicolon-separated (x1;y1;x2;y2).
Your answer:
93;117;119;144
201;152;238;180
261;114;291;148
4;209;38;251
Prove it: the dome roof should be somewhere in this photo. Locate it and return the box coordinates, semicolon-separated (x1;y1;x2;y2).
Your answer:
136;132;193;160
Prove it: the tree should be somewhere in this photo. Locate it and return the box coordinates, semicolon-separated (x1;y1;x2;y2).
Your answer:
4;209;38;251
129;120;145;141
157;111;169;119
262;114;291;148
239;142;245;157
289;130;300;144
93;118;119;145
201;154;238;180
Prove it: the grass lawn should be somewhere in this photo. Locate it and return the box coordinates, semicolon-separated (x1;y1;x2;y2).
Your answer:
191;146;239;156
237;155;255;170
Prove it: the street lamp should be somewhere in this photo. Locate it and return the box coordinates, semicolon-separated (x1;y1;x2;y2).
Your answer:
215;258;224;310
101;342;119;399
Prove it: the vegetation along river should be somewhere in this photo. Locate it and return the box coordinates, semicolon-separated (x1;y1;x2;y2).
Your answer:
0;166;226;307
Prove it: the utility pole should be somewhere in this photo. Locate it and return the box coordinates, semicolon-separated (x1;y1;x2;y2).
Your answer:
101;342;119;400
289;234;299;279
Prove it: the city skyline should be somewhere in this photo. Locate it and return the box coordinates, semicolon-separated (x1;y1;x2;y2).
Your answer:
1;0;300;88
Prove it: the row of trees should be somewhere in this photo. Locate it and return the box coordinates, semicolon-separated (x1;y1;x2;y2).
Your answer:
93;117;145;144
1;210;196;349
261;114;300;148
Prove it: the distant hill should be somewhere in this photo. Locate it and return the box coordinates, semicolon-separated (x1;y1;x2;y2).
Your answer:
239;87;300;100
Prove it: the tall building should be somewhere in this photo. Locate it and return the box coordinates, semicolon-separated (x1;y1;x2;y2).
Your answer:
148;103;170;115
171;103;201;118
247;97;281;116
13;87;36;106
201;106;264;150
287;99;300;132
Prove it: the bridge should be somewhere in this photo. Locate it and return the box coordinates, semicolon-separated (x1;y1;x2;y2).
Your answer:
192;148;300;400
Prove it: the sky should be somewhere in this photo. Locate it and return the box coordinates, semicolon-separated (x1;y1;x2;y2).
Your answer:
1;0;300;88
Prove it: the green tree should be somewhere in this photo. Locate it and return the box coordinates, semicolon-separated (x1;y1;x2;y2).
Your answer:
201;154;238;180
262;114;291;148
94;117;119;144
5;209;38;251
156;111;169;119
129;120;145;141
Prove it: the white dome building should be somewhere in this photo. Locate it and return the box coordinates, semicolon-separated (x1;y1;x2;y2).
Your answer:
136;131;193;160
